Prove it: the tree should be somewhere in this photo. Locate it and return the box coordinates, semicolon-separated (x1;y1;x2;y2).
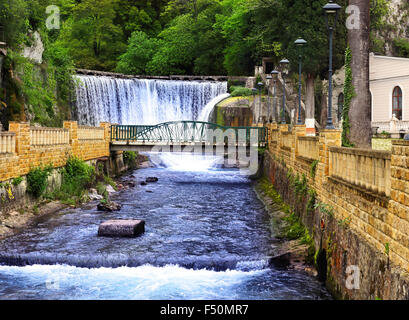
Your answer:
116;32;160;75
59;0;126;70
275;0;348;127
347;0;371;148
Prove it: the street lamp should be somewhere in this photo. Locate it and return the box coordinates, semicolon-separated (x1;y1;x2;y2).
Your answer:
271;70;279;123
279;59;290;124
266;75;272;123
294;38;307;125
257;82;264;123
323;0;341;129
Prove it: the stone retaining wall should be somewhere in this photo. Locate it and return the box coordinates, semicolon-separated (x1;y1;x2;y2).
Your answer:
264;123;409;299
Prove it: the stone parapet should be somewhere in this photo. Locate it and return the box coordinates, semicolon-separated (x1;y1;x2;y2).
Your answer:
0;121;111;182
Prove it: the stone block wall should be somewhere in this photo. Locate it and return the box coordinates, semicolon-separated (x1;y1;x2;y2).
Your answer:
0;121;110;183
264;124;409;299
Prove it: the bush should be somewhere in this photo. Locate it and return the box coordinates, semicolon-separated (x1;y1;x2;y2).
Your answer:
123;151;137;169
59;156;95;199
27;165;53;198
229;86;253;97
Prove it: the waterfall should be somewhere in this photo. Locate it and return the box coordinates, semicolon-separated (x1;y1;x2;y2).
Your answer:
73;75;227;126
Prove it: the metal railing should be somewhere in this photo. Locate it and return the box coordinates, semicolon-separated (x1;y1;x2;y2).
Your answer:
111;121;267;147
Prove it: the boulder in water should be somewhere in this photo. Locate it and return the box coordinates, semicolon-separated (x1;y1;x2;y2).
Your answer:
97;201;122;212
146;177;159;183
140;181;147;186
106;185;117;194
269;252;291;269
98;219;145;237
88;188;103;200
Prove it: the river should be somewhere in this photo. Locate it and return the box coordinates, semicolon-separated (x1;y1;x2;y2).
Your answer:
0;153;331;300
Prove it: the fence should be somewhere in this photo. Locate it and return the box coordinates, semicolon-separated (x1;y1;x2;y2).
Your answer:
0;132;16;154
329;147;391;197
30;127;69;146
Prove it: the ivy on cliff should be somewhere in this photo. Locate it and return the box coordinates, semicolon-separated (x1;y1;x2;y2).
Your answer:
341;47;355;147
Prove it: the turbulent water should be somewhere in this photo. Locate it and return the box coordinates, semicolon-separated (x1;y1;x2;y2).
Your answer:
0;154;331;300
73;76;228;126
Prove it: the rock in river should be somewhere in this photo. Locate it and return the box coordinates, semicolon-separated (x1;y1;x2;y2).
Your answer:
97;201;122;212
146;177;159;183
98;219;145;237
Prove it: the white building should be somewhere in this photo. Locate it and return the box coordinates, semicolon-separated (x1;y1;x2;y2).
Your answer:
333;53;409;137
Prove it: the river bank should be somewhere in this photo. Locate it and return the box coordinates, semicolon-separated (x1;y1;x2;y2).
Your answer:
0;155;150;240
253;179;318;278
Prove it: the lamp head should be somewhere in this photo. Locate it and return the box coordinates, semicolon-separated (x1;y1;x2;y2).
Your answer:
323;1;341;29
279;59;290;76
294;38;307;46
271;70;279;80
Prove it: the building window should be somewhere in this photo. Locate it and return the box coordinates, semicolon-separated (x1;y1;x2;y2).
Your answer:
392;86;403;120
337;93;344;121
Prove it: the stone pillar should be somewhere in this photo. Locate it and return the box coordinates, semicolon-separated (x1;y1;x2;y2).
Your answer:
63;121;78;158
100;122;111;157
316;129;341;191
8;122;30;176
294;124;306;159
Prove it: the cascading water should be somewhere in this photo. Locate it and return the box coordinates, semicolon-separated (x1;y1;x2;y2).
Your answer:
73;75;228;126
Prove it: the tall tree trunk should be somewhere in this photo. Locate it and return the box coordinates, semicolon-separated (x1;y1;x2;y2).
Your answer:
305;73;315;135
348;0;371;148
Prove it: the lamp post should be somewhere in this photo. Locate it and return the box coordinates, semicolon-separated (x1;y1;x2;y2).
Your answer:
294;38;307;125
279;59;290;124
257;82;264;123
271;70;279;123
251;88;258;124
323;0;341;129
266;75;272;123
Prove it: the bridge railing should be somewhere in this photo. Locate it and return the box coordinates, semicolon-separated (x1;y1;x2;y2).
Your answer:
110;122;267;146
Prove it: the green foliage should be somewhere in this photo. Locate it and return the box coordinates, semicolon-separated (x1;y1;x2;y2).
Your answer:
52;156;95;204
393;38;409;58
123;151;138;169
104;175;117;191
337;216;351;229
27;165;53;198
0;0;29;49
116;32;160;74
314;201;334;218
258;177;314;250
310;160;319;178
291;173;308;201
307;189;317;214
342;47;355;147
384;242;390;256
229;86;253;97
11;177;23;186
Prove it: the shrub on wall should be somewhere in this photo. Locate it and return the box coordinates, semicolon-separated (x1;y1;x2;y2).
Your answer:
123;151;137;170
230;86;253;97
60;156;95;198
27;165;53;198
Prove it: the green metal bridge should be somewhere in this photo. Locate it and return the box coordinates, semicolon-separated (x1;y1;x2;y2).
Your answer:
110;121;267;153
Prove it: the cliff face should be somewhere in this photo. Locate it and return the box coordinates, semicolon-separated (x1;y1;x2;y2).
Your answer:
0;31;72;129
376;0;409;56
